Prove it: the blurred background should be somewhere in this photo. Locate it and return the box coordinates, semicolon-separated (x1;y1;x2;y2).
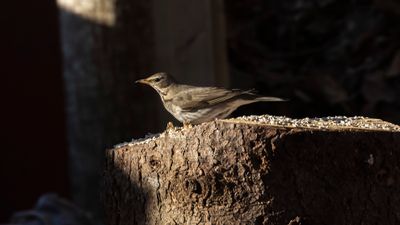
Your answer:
1;0;399;223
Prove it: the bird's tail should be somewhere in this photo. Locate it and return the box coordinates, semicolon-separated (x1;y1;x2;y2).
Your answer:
256;96;287;102
241;89;287;102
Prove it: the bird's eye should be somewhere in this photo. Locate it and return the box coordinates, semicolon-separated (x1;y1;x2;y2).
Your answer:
154;77;161;82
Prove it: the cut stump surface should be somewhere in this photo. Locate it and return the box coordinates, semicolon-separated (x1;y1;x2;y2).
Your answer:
104;115;400;225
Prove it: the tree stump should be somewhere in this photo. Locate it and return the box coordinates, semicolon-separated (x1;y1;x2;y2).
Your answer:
103;115;400;225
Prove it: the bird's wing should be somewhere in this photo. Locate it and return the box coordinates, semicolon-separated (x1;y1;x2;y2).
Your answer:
172;86;245;111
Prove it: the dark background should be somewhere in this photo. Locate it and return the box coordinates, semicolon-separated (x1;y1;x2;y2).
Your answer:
1;0;399;222
1;0;68;221
227;0;400;122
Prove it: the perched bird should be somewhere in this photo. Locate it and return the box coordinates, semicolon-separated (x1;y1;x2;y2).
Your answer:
136;72;286;125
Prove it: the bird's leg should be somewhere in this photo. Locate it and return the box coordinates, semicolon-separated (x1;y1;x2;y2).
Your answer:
183;121;193;129
166;121;175;131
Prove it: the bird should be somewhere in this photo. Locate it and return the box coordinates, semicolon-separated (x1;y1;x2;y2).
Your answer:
136;72;286;126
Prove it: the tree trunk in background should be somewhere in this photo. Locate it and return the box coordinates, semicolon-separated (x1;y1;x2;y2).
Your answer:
153;0;229;87
57;0;229;220
57;0;157;220
104;118;400;224
152;0;229;124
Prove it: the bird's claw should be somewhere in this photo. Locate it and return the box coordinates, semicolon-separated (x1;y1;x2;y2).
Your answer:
183;121;193;129
166;121;175;131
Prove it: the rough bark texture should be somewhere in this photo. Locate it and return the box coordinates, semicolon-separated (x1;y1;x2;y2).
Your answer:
104;118;400;225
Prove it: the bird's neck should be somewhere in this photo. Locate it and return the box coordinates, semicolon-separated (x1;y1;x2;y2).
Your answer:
157;83;177;101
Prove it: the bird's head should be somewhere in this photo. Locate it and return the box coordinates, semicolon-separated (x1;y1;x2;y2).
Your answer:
136;72;175;93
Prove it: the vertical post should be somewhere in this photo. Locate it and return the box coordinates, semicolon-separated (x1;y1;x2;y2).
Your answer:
152;0;229;86
57;0;157;220
152;0;229;123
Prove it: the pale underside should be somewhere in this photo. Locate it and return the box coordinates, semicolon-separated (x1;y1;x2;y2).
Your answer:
165;101;241;124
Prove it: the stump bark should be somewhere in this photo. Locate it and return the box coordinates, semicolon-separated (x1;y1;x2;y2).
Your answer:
103;116;400;225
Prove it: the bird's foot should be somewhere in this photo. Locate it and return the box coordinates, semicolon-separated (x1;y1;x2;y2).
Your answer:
183;121;193;129
166;121;175;131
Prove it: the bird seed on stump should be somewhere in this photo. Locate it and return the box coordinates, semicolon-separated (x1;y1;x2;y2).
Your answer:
103;115;400;225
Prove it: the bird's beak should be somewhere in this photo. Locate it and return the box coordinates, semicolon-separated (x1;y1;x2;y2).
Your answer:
135;78;149;84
